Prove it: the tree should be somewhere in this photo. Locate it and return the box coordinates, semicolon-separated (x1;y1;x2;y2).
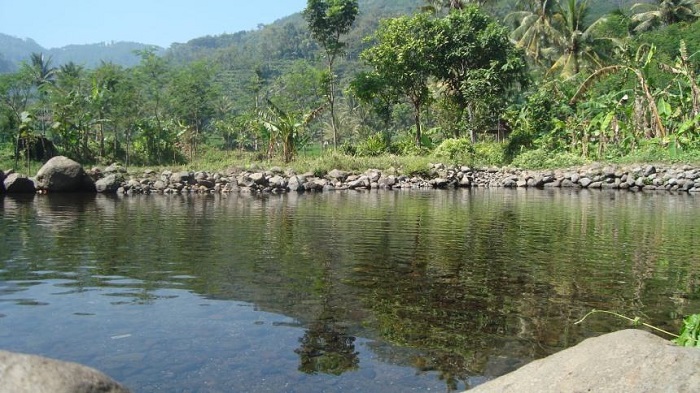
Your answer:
303;0;358;150
260;98;324;163
358;13;438;147
631;0;700;34
548;0;611;78
506;0;559;67
432;7;527;142
168;60;219;160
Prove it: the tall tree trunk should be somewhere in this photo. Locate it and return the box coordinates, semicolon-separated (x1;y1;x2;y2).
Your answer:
413;100;422;148
327;59;338;150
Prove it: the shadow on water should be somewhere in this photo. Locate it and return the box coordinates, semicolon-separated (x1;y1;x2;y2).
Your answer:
1;189;700;391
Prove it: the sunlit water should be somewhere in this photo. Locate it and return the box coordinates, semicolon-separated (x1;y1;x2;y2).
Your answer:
1;189;700;392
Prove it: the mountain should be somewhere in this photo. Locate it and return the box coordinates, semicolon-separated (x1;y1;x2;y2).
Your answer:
0;0;653;75
0;33;164;73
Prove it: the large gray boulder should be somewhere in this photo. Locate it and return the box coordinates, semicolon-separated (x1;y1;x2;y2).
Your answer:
469;329;700;393
35;156;95;192
3;173;36;193
0;350;130;393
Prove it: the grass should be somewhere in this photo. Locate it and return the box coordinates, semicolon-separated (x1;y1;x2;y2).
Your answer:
4;140;700;178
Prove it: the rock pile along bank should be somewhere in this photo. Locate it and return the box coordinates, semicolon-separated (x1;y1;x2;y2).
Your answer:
3;156;700;195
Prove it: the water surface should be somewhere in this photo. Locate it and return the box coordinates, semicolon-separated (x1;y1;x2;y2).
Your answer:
1;189;699;392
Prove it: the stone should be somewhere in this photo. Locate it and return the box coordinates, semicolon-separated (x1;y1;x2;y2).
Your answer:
153;180;167;191
327;169;349;182
468;329;700;393
3;173;36;193
431;178;450;188
644;165;656;177
104;163;126;174
0;350;130;393
288;176;305;192
249;172;267;186
268;175;287;189
35;156;94;192
95;174;124;194
170;171;192;185
579;177;592;188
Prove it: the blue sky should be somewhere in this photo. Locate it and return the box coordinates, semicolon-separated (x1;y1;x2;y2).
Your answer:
0;1;308;49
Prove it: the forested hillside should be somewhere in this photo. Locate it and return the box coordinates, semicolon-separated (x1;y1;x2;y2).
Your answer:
1;0;699;171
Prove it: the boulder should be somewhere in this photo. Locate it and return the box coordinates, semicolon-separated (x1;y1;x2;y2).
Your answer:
35;156;94;192
0;350;130;393
95;174;124;194
3;173;36;193
468;329;700;393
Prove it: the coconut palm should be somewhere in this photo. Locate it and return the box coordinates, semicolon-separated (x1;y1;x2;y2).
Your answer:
630;0;700;34
505;0;559;66
27;53;57;90
547;0;610;78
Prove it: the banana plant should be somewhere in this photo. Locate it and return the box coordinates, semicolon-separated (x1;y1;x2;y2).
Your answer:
259;99;325;163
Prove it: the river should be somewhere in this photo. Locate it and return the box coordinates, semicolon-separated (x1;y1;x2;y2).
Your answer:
1;188;699;392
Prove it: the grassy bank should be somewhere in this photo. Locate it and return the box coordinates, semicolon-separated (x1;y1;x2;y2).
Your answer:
4;141;700;178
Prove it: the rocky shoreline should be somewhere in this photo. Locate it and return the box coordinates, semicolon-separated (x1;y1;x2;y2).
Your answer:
3;155;700;195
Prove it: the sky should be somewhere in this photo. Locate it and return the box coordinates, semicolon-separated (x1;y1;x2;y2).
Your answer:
0;0;308;49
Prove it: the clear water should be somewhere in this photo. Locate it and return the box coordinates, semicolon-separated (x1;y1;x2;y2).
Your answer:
1;189;700;392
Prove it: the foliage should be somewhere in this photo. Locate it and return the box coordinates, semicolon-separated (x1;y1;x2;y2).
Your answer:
511;148;587;168
1;1;700;172
304;0;359;149
431;6;527;141
357;13;437;148
355;132;389;156
674;314;700;347
433;137;474;163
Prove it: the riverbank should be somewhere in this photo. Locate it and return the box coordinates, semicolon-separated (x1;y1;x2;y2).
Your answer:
2;155;700;195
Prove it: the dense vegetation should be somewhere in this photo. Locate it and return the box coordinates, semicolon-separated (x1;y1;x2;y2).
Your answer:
1;0;700;173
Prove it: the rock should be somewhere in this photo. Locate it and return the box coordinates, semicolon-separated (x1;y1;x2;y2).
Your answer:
468;329;700;393
327;169;349;182
3;173;36;193
249;172;267;186
95;174;124;194
288;175;305;192
579;177;592;188
35;156;94;192
170;171;192;185
153;180;167;191
431;178;450;188
0;350;130;393
104;163;126;174
644;165;656;177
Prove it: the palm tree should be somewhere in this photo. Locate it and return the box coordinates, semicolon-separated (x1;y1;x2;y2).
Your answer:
630;0;700;33
548;0;610;78
505;0;559;66
28;53;57;89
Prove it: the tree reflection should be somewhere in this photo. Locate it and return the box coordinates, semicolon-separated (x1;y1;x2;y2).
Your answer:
295;313;359;375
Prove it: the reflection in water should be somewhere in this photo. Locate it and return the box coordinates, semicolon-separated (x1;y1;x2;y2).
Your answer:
1;189;700;391
296;315;359;375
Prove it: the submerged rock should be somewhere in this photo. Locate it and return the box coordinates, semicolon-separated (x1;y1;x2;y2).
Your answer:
0;350;130;393
468;329;700;393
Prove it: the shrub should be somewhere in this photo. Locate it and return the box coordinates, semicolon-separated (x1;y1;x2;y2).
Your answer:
433;138;474;164
511;148;586;169
356;133;388;157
